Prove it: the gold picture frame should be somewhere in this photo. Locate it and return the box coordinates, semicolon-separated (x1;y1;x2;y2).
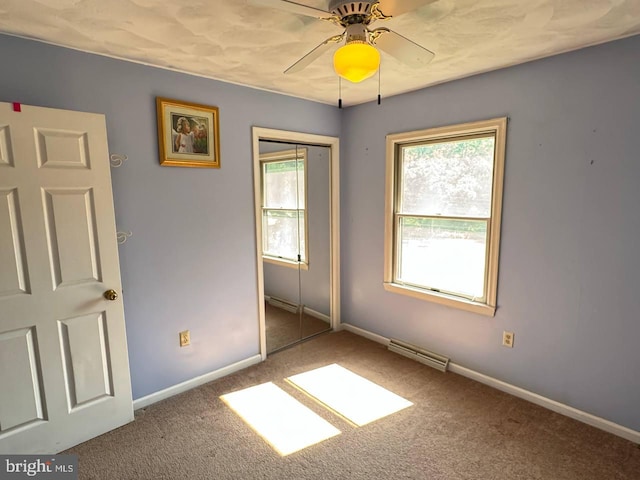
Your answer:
156;97;220;168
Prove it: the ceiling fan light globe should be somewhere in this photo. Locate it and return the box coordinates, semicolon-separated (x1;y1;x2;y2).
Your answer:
333;42;380;83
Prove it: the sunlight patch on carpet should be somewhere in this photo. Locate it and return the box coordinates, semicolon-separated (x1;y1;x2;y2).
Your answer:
287;364;413;426
220;382;341;456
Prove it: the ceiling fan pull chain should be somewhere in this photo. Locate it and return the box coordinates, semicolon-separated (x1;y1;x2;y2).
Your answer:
339;77;343;109
378;64;382;105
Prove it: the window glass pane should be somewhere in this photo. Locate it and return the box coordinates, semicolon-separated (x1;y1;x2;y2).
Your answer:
397;217;487;299
263;210;306;261
264;160;305;209
400;136;495;217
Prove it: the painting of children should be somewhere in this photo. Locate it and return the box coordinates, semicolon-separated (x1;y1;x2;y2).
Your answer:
157;97;220;168
172;115;210;154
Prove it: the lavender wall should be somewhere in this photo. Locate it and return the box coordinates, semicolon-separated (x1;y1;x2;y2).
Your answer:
0;33;340;399
340;35;640;431
2;30;639;433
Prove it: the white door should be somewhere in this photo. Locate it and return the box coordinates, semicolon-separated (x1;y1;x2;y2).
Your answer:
0;102;133;454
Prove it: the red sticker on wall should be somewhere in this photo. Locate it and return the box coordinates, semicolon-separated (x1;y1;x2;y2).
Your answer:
12;102;21;112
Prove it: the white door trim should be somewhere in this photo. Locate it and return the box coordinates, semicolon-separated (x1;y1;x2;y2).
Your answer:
252;127;340;360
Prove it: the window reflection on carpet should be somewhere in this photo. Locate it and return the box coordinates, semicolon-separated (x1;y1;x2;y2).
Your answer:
221;364;412;456
220;382;340;456
287;364;413;426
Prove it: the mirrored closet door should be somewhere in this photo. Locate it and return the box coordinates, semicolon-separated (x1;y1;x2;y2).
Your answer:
253;128;339;356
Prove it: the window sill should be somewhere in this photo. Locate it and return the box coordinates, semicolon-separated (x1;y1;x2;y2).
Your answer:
263;256;309;271
383;282;496;317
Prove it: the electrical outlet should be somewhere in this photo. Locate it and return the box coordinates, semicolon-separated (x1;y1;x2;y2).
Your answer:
502;331;514;348
179;330;190;347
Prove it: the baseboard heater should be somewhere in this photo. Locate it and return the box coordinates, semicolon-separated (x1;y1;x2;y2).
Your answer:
266;296;300;314
388;339;450;372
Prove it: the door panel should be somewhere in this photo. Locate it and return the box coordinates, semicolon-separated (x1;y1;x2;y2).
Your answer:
0;189;30;296
0;102;133;454
58;312;113;409
0;327;46;432
42;188;101;288
35;128;90;169
0;125;13;166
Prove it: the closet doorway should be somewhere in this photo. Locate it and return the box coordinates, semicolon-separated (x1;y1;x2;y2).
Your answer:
252;128;340;357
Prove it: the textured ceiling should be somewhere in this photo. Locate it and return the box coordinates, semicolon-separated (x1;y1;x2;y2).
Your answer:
1;0;639;106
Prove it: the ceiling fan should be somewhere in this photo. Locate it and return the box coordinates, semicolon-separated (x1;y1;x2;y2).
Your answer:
250;0;436;84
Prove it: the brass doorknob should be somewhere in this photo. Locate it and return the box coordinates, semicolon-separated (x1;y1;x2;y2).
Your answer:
104;289;118;301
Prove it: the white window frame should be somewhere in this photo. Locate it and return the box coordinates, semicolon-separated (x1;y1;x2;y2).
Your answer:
384;117;507;316
260;148;309;270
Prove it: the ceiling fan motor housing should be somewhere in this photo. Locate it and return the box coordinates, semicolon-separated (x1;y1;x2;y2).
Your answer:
344;23;369;44
329;0;374;19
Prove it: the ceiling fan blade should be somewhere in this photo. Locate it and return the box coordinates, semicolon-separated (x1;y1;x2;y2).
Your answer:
375;0;437;18
285;35;343;74
372;28;434;68
249;0;335;20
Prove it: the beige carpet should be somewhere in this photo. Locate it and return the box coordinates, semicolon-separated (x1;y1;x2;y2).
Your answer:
265;302;330;353
66;331;640;479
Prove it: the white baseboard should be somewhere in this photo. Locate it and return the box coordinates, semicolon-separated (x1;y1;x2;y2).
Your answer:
340;323;390;346
265;295;330;324
303;306;330;323
133;354;262;410
447;363;640;444
339;322;640;444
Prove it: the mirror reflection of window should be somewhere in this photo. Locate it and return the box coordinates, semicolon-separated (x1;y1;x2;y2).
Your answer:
261;150;307;266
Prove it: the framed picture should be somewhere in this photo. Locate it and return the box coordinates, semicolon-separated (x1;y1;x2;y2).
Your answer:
156;97;220;168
